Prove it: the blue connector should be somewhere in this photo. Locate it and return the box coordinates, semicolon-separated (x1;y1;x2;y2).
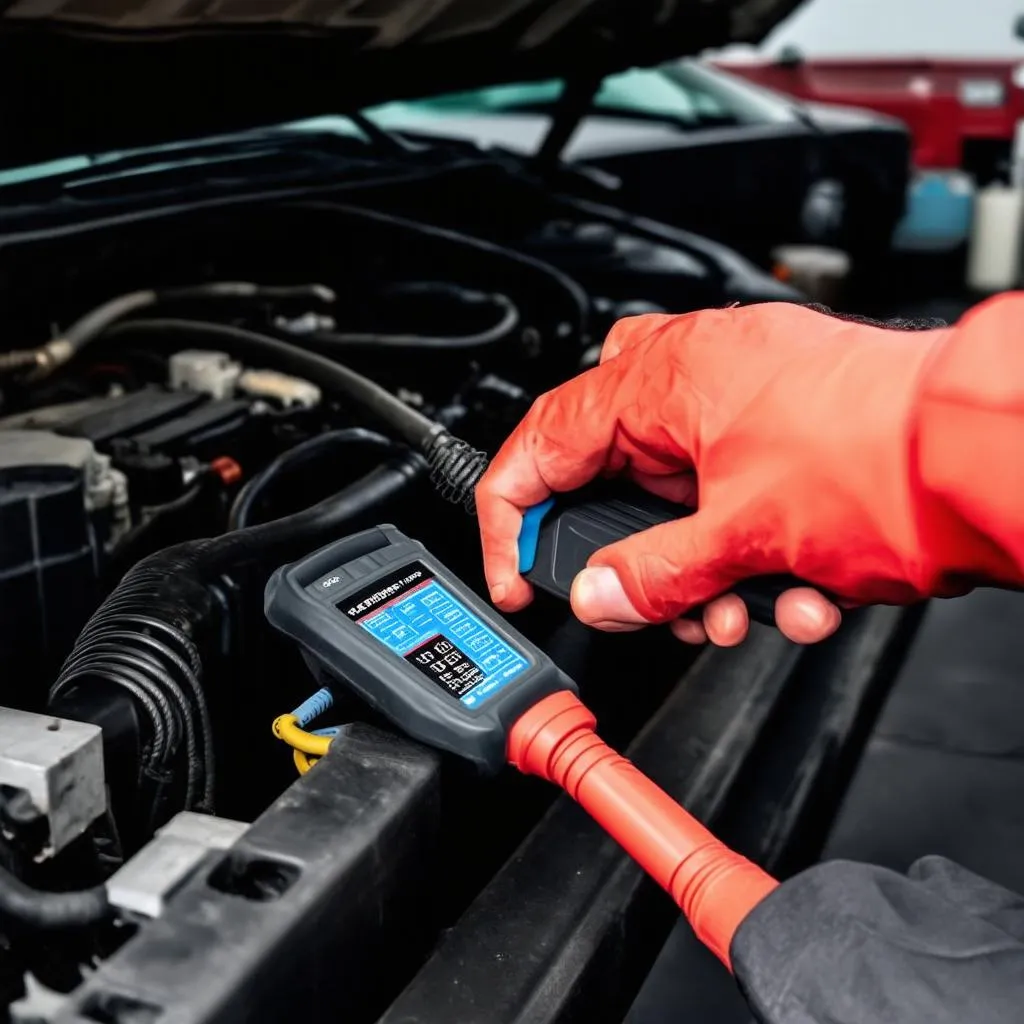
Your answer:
291;687;334;727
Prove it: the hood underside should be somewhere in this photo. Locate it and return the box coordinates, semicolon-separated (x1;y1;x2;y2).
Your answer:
0;0;805;167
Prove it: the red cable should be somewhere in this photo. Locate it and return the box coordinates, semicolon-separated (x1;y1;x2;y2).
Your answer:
507;691;779;970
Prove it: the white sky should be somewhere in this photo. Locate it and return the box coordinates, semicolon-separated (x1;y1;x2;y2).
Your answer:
720;0;1024;58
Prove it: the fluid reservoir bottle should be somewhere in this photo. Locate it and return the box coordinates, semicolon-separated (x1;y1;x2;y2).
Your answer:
966;179;1024;293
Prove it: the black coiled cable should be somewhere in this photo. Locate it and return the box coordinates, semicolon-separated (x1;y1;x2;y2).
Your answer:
50;569;213;816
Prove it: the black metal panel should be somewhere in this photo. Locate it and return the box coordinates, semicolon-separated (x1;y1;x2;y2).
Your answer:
717;604;924;876
55;724;441;1024
377;627;802;1024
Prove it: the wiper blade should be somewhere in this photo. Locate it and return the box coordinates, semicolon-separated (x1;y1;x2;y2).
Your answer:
0;121;383;195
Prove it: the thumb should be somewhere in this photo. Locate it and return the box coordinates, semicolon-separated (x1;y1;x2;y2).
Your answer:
577;511;745;624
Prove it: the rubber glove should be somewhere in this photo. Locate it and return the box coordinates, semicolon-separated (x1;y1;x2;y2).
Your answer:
476;296;1024;646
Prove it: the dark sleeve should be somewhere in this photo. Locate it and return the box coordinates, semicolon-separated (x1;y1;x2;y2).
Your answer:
730;855;1024;1024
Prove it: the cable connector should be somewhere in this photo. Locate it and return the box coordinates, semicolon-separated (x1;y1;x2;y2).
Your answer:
423;429;489;513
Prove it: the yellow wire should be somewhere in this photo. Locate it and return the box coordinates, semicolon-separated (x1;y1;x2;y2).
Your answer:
293;748;317;775
272;714;332;756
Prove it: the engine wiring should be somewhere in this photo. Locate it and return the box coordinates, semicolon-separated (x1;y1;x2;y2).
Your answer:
0;281;335;379
6;276;523;517
229;428;398;530
33;276;511;843
100;313;491;510
12;270;524;861
305;282;522;351
273;688;339;775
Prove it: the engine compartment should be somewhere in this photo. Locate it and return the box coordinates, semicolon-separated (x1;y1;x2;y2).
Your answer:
0;174;915;1024
0;185;756;1012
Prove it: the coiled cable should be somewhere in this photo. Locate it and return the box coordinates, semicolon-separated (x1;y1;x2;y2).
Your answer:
51;575;211;814
274;690;339;775
423;431;490;513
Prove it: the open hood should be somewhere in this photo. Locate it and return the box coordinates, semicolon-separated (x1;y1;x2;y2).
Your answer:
0;0;805;168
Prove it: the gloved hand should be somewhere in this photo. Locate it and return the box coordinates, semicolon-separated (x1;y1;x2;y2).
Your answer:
476;297;1024;645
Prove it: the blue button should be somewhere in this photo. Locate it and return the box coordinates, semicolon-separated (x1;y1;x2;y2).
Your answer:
517;498;556;573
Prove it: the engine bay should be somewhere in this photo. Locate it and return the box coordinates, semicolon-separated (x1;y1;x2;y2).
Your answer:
0;175;915;1024
0;186;748;1014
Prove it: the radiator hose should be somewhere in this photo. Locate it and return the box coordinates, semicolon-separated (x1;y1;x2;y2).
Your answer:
0;865;110;933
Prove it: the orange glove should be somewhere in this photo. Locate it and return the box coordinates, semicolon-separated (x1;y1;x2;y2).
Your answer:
476;295;1024;646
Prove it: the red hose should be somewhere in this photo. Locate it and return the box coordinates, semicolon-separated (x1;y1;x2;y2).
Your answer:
507;691;778;970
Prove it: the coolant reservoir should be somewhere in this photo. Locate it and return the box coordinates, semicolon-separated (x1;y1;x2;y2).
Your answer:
966;181;1024;293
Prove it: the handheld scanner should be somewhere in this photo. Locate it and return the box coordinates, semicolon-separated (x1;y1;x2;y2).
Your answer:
517;480;815;627
264;525;576;773
264;526;777;969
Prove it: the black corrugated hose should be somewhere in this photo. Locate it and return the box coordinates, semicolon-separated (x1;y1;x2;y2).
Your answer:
49;450;426;825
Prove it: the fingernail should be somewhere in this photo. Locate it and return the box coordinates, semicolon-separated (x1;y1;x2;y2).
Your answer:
572;567;643;624
798;598;840;632
490;583;507;605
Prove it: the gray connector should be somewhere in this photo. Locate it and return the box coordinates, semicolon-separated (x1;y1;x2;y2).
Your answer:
0;708;105;858
106;812;249;919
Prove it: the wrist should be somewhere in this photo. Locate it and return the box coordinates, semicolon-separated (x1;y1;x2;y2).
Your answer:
909;296;1024;595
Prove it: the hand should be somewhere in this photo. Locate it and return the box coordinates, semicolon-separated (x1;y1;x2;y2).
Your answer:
477;303;946;646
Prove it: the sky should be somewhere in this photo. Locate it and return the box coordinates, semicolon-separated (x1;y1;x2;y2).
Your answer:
720;0;1024;58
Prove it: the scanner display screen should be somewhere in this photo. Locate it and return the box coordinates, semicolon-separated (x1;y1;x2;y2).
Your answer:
340;563;528;707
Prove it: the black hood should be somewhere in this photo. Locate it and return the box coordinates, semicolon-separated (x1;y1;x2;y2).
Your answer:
0;0;805;167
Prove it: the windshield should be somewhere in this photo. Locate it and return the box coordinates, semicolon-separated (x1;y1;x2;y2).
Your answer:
364;61;797;130
0;115;371;189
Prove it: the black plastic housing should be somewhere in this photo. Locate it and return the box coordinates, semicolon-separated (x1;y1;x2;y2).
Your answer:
0;462;99;707
55;724;441;1024
523;481;800;627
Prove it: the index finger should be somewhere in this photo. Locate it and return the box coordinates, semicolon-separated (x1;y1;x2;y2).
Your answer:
475;370;622;610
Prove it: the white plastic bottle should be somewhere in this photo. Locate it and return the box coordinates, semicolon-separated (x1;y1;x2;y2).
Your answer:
966;178;1024;293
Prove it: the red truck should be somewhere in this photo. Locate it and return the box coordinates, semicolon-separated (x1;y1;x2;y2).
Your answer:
715;54;1024;180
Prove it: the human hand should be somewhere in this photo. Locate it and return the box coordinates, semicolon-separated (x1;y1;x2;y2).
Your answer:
476;303;945;646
